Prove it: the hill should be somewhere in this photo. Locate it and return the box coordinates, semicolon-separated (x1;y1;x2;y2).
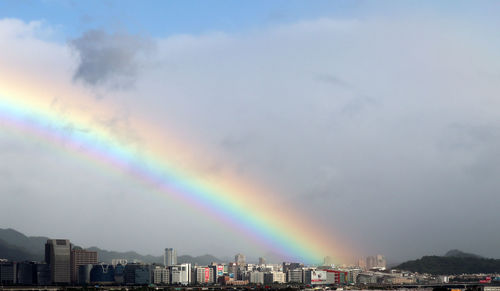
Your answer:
444;249;483;259
396;250;500;275
0;227;223;265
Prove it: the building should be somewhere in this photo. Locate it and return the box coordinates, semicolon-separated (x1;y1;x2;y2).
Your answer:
195;266;214;284
347;268;361;284
235;253;246;266
114;264;125;284
304;270;327;285
264;271;286;284
357;258;367;270
16;261;36;285
77;264;93;285
111;259;128;266
35;263;51;285
249;271;264;284
170;263;191;285
70;249;98;283
153;266;169;284
90;264;115;284
258;257;266;265
0;260;16;284
283;262;303;273
324;269;347;284
164;248;177;266
287;269;303;283
366;254;386;270
45;239;71;284
124;263;150;285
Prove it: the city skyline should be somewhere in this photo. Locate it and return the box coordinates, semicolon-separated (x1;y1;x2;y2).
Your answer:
1;1;500;263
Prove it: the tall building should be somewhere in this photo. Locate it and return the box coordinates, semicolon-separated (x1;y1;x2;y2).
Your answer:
170;263;191;285
234;253;246;266
45;239;71;284
365;254;386;270
0;260;16;284
164;248;177;266
195;266;214;284
258;257;266;265
153;266;169;284
70;249;98;283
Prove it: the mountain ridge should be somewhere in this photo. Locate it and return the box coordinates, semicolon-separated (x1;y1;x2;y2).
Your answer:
395;250;500;275
0;227;222;265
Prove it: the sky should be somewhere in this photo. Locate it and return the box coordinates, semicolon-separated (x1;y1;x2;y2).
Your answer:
0;1;500;264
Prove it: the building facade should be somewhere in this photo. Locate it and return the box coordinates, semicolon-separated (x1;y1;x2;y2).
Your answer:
164;248;177;266
70;249;98;283
45;239;71;284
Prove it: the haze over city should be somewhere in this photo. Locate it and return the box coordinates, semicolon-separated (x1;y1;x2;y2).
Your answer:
1;0;500;265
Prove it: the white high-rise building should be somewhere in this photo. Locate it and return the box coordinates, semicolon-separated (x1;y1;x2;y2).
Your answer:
164;248;177;266
170;263;191;285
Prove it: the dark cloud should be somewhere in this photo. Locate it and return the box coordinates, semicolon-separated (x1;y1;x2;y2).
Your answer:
70;29;154;88
314;73;353;89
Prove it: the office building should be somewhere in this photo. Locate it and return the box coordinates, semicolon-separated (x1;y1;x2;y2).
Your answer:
45;239;71;284
35;263;51;285
264;271;286;284
153;266;169;284
287;269;303;283
366;254;386;270
303;270;327;285
78;264;93;285
0;260;16;284
70;249;98;283
170;263;191;285
282;262;303;273
195;266;214;284
249;271;264;284
124;263;150;285
90;264;115;284
114;264;125;284
164;248;177;267
16;261;36;285
235;253;246;266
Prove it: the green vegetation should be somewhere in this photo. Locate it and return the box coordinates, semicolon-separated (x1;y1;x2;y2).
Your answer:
396;254;500;275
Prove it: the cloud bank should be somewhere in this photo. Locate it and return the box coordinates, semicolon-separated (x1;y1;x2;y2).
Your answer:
1;16;500;262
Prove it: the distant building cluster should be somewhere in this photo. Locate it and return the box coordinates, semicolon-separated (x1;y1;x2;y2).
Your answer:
2;240;499;288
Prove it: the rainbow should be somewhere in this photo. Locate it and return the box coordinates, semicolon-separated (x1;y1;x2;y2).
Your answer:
0;89;352;264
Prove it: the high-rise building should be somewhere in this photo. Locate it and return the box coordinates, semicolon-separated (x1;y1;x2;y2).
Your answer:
234;253;246;266
0;260;17;284
164;248;177;266
258;257;266;265
16;261;36;285
286;269;303;283
195;266;214;284
78;264;93;285
70;249;98;283
365;254;386;270
45;239;71;284
153;266;169;284
170;263;191;285
323;256;335;266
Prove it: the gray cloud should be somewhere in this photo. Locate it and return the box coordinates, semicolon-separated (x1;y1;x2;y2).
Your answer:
2;15;500;262
70;29;154;88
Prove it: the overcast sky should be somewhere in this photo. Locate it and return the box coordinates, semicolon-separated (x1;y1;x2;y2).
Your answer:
1;1;500;263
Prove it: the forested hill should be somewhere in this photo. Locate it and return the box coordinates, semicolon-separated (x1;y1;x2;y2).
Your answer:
396;250;500;275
